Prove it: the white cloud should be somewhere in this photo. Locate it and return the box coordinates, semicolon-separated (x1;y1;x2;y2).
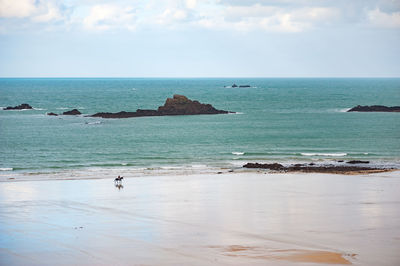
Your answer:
1;0;399;33
157;8;190;26
83;4;136;31
186;0;197;9
32;1;65;22
0;0;66;22
196;4;340;32
368;8;400;28
0;0;36;18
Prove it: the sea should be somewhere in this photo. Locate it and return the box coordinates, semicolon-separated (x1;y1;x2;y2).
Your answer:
1;78;399;180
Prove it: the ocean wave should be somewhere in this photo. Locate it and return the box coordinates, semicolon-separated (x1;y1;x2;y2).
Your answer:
191;164;207;168
232;152;245;155
33;108;46;111
228;112;244;115
0;168;13;171
334;108;351;113
301;152;347;157
85;121;102;125
56;107;69;110
160;166;183;170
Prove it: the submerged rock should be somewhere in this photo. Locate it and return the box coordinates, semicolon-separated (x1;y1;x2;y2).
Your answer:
347;105;400;112
3;103;33;110
47;112;58;116
346;160;369;164
239;85;251;88
91;94;231;119
63;109;81;115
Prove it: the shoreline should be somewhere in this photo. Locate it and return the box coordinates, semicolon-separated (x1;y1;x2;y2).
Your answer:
1;163;399;182
1;171;399;265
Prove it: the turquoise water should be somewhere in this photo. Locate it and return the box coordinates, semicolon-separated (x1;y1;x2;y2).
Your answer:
1;78;399;175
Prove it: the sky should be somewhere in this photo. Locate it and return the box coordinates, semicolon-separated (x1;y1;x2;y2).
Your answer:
0;0;399;77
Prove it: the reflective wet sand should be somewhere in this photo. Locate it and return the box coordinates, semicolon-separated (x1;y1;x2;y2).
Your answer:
0;171;399;265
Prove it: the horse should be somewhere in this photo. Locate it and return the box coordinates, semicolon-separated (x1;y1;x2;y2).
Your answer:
114;175;124;183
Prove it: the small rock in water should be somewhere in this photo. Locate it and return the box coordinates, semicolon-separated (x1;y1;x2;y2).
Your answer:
346;160;369;164
3;103;33;110
63;109;81;115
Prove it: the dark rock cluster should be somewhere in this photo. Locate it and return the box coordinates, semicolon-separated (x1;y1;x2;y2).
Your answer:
243;162;391;174
3;103;33;110
348;105;400;112
47;109;82;116
63;109;81;115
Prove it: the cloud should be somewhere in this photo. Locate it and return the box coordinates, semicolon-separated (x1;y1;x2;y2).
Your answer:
0;0;67;22
157;8;189;25
368;8;400;28
0;0;36;18
196;4;339;32
186;0;197;9
83;4;136;31
1;0;400;33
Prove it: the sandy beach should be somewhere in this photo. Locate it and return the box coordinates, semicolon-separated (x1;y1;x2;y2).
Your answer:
1;171;399;266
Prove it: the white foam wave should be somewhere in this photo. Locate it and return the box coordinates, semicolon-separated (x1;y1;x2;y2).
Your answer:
0;168;13;171
160;166;183;170
301;153;347;157
85;121;102;125
56;107;69;110
232;152;245;155
228;112;244;115
191;164;207;168
33;108;46;111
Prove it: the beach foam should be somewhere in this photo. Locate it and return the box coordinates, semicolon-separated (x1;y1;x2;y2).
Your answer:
301;152;347;157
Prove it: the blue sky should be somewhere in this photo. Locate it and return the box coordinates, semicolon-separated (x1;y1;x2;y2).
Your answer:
0;0;399;77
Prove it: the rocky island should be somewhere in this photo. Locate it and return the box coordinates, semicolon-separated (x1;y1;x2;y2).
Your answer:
90;94;232;119
3;103;33;110
347;105;400;112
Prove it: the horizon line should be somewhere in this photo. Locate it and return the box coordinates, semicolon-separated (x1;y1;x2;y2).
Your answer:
1;76;400;79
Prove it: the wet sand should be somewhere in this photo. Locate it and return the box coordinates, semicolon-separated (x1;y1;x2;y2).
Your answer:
0;171;399;265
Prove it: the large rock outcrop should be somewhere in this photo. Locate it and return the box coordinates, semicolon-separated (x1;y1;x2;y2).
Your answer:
91;95;231;119
3;103;33;110
347;105;400;112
